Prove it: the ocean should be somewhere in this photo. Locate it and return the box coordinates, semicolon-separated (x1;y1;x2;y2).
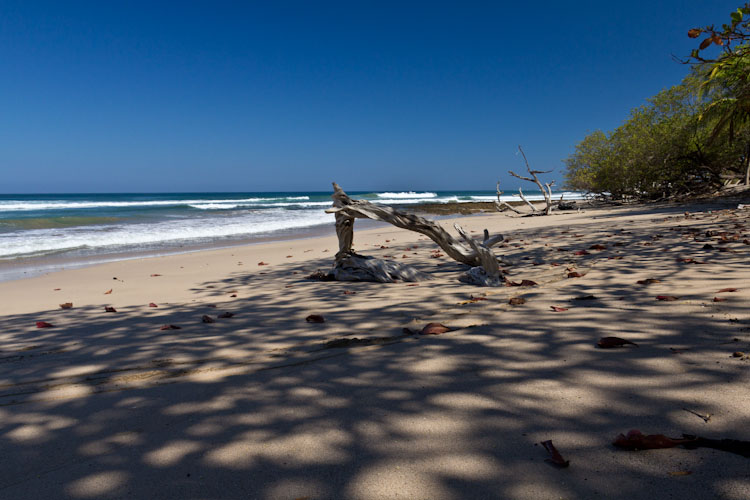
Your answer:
0;190;582;281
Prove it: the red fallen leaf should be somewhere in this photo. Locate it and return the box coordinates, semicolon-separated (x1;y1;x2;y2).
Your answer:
286;255;293;258
380;245;388;249
597;336;639;348
402;254;408;258
218;312;234;318
520;279;538;286
285;285;293;288
420;323;450;335
717;288;738;293
676;257;706;264
201;315;215;323
541;440;570;467
713;297;727;302
104;289;113;295
506;280;520;287
429;253;443;258
306;314;325;323
229;294;237;298
343;290;357;295
36;321;54;328
613;429;694;450
589;244;607;250
258;262;269;266
567;272;585;278
406;283;419;287
149;302;158;307
150;273;162;277
550;306;569;312
508;297;526;305
656;295;679;301
53;288;61;291
160;324;181;330
59;302;73;309
551;262;561;267
104;306;117;313
574;250;589;256
636;278;661;285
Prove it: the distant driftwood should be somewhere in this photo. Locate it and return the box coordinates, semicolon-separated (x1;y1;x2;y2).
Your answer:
496;146;559;216
324;183;505;286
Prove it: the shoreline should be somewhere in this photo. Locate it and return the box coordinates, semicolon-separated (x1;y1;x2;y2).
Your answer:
0;201;506;284
0;200;748;498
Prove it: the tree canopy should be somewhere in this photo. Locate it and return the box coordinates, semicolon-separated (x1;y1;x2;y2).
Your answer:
565;4;750;198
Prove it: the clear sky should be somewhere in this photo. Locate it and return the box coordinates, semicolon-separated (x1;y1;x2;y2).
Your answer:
0;1;737;193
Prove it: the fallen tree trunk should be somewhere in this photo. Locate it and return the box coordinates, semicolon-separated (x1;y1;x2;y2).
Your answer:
326;183;505;285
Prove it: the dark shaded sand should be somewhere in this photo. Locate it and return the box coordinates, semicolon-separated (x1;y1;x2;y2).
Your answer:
0;197;749;499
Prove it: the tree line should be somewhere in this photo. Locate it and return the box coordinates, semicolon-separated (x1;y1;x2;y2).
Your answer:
565;3;750;200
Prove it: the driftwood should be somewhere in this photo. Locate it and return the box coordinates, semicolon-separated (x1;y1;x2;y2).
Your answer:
326;183;505;285
497;146;556;216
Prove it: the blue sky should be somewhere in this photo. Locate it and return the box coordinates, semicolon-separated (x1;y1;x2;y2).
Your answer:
0;1;738;193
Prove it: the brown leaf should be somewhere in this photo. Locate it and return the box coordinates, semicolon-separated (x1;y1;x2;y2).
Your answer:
150;273;162;277
420;323;450;335
713;297;727;302
589;244;607;250
567;272;585;278
699;37;712;50
598;336;639;348
306;314;325;323
59;302;73;309
201;315;215;323
104;306;117;313
218;312;234;318
149;302;158;307
508;297;526;306
656;295;679;301
574;250;589;256
160;324;181;330
36;321;54;328
343;290;357;295
668;470;693;477
636;278;661;285
258;261;269;266
613;429;694;450
104;289;113;295
687;28;701;38
541;440;570;467
520;279;538;286
717;288;738;293
550;306;569;312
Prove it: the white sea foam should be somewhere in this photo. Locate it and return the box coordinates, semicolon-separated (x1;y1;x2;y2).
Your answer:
0;196;311;211
0;209;333;258
376;192;437;199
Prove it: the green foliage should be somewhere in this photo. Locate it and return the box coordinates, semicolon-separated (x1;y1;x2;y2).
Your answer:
565;5;750;199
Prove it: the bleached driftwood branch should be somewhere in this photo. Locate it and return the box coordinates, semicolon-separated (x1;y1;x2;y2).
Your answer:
495;181;523;214
505;145;556;216
326;183;505;285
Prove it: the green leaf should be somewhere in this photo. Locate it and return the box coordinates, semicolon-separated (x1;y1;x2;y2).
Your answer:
731;11;742;23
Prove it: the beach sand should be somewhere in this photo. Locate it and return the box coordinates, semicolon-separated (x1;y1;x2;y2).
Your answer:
1;200;749;499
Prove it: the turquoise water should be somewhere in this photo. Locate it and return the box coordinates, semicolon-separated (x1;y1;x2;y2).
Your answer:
0;190;582;278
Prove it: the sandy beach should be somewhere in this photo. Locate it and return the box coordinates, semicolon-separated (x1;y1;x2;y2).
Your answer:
1;199;749;499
